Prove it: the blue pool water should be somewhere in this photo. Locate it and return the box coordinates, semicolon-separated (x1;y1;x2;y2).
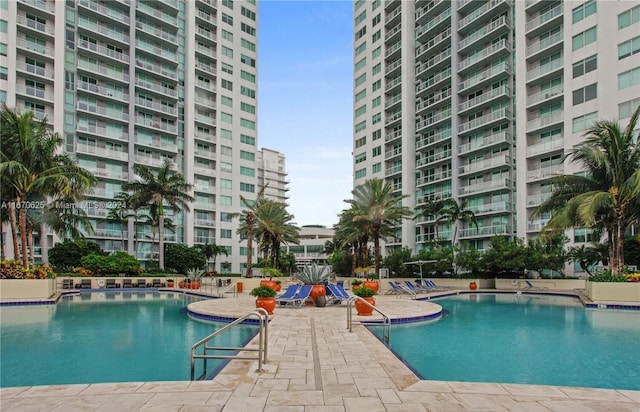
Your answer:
377;293;640;390
0;292;258;388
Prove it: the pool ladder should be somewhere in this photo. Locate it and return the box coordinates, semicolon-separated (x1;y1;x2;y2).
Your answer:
346;296;391;345
190;308;269;380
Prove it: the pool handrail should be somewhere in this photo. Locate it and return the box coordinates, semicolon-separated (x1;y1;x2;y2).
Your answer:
190;308;269;380
346;296;391;345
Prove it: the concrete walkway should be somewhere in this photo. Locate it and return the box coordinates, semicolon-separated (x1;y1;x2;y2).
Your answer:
2;293;639;411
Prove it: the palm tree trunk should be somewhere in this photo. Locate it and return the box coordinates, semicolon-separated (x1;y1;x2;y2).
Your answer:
27;224;34;266
373;227;380;276
0;223;5;260
9;203;19;261
18;202;28;267
246;214;253;277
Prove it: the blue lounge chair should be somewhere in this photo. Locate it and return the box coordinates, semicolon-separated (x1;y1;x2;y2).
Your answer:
404;280;428;293
276;284;312;307
275;284;299;300
524;280;547;290
326;284;350;304
386;281;411;295
422;280;451;291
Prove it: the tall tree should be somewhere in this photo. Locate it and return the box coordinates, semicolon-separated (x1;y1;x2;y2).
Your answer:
253;199;300;268
435;198;478;247
536;106;640;275
346;178;412;276
123;160;193;269
197;242;228;272
414;198;449;239
0;105;96;266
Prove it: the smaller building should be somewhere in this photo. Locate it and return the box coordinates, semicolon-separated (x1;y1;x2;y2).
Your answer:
257;148;289;204
283;225;334;268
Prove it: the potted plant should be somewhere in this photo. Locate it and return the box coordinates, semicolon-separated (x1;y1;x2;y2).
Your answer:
353;286;377;316
469;281;478;291
250;285;277;314
260;267;283;292
294;262;330;307
187;268;205;289
167;279;174;288
351;278;363;292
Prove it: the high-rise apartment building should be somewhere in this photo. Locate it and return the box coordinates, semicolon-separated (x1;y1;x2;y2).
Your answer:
1;0;264;273
352;0;640;275
257;148;289;204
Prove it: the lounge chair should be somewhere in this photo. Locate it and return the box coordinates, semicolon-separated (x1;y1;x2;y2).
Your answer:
422;280;451;291
404;280;429;293
151;278;165;288
386;281;413;295
524;280;547;290
326;284;350;304
276;284;313;307
106;278;120;288
122;279;134;288
275;284;299;301
62;279;74;289
135;279;147;288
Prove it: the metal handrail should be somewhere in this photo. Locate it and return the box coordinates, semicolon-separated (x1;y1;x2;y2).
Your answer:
399;284;417;299
346;296;391;345
190;308;268;380
217;283;237;297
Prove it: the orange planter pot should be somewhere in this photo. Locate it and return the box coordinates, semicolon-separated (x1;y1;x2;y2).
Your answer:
309;284;326;302
260;280;279;292
255;297;276;315
191;281;200;289
354;297;375;316
363;281;379;292
469;282;478;290
352;285;361;292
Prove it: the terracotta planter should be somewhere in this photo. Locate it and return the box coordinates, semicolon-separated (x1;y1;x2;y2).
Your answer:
179;282;185;289
260;280;279;292
255;297;276;315
309;284;326;303
191;281;200;290
363;281;379;292
352;284;361;292
167;282;174;288
469;282;478;290
354;297;375;316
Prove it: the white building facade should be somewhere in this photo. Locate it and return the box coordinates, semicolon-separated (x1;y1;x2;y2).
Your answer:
1;0;265;273
352;0;640;275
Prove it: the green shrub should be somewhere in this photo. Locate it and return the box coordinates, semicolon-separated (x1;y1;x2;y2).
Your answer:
80;252;141;275
165;244;207;274
250;285;277;298
48;240;103;272
589;270;627;282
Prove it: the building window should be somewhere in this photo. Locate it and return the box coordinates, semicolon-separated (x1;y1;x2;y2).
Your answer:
241;86;256;99
372;46;381;59
355;168;366;179
221;95;233;107
220;229;232;239
355;120;366;133
618;67;640;90
618;36;640;60
241;54;256;67
372;129;381;140
355;57;366;72
241;118;255;130
241;70;255;83
572;0;597;24
372;30;381;43
372;13;380;26
241;38;256;52
355;104;366;118
241;22;256;36
240;134;255;145
220;195;232;206
372;113;381;124
372;146;381;157
619;97;640;119
220;179;232;189
355;42;366;57
355;152;366;164
355;73;366;87
221;112;233;123
240;182;255;193
241;102;255;114
355;89;366;102
355;10;366;26
372;163;381;173
240;150;255;161
572;26;597;51
372;96;381;108
221;46;233;58
221;79;233;91
372;63;381;75
573;83;597;105
240;166;255;177
221;29;233;41
221;13;233;25
241;6;256;21
572;55;597;78
355;136;366;148
222;0;233;9
572;111;597;133
372;79;381;91
221;62;233;74
618;5;640;30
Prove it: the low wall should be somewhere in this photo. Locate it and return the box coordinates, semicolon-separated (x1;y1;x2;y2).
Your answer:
586;281;640;302
495;278;585;291
0;279;56;300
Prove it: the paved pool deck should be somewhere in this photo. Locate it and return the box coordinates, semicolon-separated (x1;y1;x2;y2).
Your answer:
1;291;639;411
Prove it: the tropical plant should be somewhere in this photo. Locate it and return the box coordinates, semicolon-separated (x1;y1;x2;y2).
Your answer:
567;242;606;276
106;192;133;248
435;198;478;247
164;244;206;275
250;285;277;298
197;242;228;272
80;251;141;275
229;188;266;278
294;262;330;285
382;247;412;277
535;106;640;275
48;239;103;272
353;285;376;298
345;178;412;277
123;160;194;269
0;105;96;266
253;199;300;269
414;198;449;239
186;268;205;282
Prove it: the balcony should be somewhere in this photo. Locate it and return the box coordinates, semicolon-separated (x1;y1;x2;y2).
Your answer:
526;164;563;181
458;0;509;33
16;14;54;36
459;155;511;176
15;37;55;58
384;5;401;26
415;0;447;23
385;76;402;93
89;168;128;180
459;16;509;53
458;131;510;156
385;59;402;76
526;31;563;60
526;85;563;108
135;155;169;168
385;93;402;110
416;67;451;95
195;60;217;76
77;0;129;25
135;78;178;98
526;138;564;158
195;130;216;142
415;109;451;132
415;28;451;60
525;59;563;83
416;149;452;167
18;0;55;14
385;41;402;59
135;137;178;153
78;80;129;102
16;62;54;81
194;236;216;244
459;225;511;238
384;165;402;176
136;97;178;116
195;148;216;159
195;219;215;227
15;84;54;102
77;143;128;161
416;88;451;114
416;129;451;151
94;228;128;238
525;4;563;36
415;7;451;41
469;201;513;215
384;145;402;159
77;102;129;122
385;128;402;142
77;59;129;83
458;85;510;114
526;192;552;207
136;59;177;80
458;108;510;134
76;123;129;141
526;111;563;133
196;26;217;43
416;169;452;186
78;39;130;63
415;48;451;77
459;62;511;92
78;20;129;44
527;219;550;232
458;39;510;74
195;113;215;125
136;2;178;27
194;202;214;211
459;178;511;196
135;116;178;133
136;40;177;63
385;23;401;42
135;20;178;45
194;165;216;176
385;110;402;126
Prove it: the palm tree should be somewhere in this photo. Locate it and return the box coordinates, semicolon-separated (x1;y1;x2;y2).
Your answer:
123;160;193;269
414;198;449;239
435;198;478;247
230;187;267;277
334;205;371;274
253;199;300;268
197;242;228;272
536;106;640;275
138;205;175;265
346;178;413;276
0;106;96;266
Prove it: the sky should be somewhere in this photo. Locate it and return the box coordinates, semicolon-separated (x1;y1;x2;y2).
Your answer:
257;1;354;228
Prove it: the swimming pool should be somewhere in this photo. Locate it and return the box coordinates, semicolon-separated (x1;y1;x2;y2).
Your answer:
0;292;258;388
377;293;640;390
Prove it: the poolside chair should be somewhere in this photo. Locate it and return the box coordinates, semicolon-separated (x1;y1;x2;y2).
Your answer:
122;278;134;288
77;278;92;289
135;279;147;288
326;284;351;304
105;278;120;288
276;284;313;308
275;284;299;301
62;279;74;289
422;280;451;291
151;278;165;288
403;280;429;293
524;280;547;290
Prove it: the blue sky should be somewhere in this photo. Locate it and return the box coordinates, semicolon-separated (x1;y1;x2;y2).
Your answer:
257;1;354;228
